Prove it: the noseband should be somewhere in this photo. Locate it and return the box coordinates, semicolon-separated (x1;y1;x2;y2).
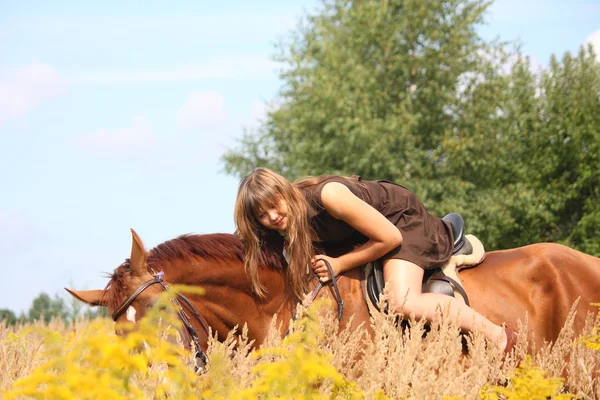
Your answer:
111;271;210;373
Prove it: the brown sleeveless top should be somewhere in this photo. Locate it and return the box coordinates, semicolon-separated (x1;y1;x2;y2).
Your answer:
300;176;453;270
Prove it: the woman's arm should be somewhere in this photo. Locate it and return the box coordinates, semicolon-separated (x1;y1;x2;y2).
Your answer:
312;181;402;280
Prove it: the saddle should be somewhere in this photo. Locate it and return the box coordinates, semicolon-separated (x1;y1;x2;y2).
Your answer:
365;213;485;311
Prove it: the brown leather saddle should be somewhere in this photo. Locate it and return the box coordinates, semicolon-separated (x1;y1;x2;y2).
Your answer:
366;213;473;310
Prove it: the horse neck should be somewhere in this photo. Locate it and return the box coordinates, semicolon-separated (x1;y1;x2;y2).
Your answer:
152;255;291;322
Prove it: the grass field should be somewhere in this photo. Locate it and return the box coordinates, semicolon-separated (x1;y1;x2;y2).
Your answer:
2;298;599;399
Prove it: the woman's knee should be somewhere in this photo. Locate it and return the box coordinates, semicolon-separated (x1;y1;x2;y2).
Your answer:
390;292;426;318
383;259;427;316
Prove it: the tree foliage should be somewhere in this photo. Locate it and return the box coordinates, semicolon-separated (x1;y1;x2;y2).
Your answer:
223;0;600;254
0;309;18;326
27;293;70;324
1;292;106;326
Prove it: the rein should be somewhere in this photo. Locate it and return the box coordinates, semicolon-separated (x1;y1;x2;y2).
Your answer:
111;271;209;373
308;258;344;321
283;258;344;339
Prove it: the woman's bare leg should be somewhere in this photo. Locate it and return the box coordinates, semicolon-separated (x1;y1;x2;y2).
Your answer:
383;258;507;349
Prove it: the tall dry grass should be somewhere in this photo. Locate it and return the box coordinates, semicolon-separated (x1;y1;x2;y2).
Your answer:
1;292;599;399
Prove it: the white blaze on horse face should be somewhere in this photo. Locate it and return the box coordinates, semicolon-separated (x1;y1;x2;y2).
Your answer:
126;306;137;323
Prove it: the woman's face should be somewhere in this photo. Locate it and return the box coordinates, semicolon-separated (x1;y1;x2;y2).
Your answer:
256;197;289;232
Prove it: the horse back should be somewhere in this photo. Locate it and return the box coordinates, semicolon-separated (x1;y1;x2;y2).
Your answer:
459;243;600;343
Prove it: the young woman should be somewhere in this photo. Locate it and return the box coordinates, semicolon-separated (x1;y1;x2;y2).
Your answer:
234;167;515;352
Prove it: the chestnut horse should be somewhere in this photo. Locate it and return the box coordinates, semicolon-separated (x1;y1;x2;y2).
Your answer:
67;229;600;368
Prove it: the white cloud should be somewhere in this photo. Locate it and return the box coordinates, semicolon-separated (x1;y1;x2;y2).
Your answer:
70;56;276;85
584;29;600;61
72;116;156;157
0;62;66;123
176;91;228;131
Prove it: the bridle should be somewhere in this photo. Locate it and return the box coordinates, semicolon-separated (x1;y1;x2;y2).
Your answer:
111;259;345;371
111;271;210;373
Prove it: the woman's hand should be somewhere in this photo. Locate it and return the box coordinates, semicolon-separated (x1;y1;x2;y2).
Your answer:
311;255;341;283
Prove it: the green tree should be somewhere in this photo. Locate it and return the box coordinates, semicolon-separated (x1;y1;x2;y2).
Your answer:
223;0;600;254
431;46;599;251
437;53;560;249
532;47;600;254
27;292;70;324
0;308;17;325
224;0;505;185
223;0;518;243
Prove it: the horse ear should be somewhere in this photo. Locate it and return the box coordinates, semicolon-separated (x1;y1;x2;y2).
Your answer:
65;288;107;306
130;228;147;276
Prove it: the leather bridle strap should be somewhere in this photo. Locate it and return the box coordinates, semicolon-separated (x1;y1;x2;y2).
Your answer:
175;293;211;335
309;258;344;321
112;275;164;321
170;294;209;370
111;272;210;373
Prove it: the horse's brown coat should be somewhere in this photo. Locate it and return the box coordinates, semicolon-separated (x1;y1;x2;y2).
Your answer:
67;230;600;354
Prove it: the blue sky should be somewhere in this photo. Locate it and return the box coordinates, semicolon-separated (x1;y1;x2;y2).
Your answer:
1;0;599;314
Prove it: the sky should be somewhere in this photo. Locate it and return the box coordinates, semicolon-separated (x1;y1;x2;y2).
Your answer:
1;0;599;314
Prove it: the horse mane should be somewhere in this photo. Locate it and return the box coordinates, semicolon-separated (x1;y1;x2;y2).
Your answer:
148;233;245;266
102;233;248;311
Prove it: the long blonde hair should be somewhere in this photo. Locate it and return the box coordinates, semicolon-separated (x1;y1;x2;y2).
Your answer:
234;167;314;299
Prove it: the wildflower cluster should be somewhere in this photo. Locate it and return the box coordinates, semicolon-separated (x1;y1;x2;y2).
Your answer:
236;302;370;399
3;286;200;400
479;356;577;400
1;295;598;399
3;294;375;399
576;304;600;351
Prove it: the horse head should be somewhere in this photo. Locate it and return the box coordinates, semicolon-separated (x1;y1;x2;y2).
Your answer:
66;229;158;328
66;228;298;373
66;229;212;372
